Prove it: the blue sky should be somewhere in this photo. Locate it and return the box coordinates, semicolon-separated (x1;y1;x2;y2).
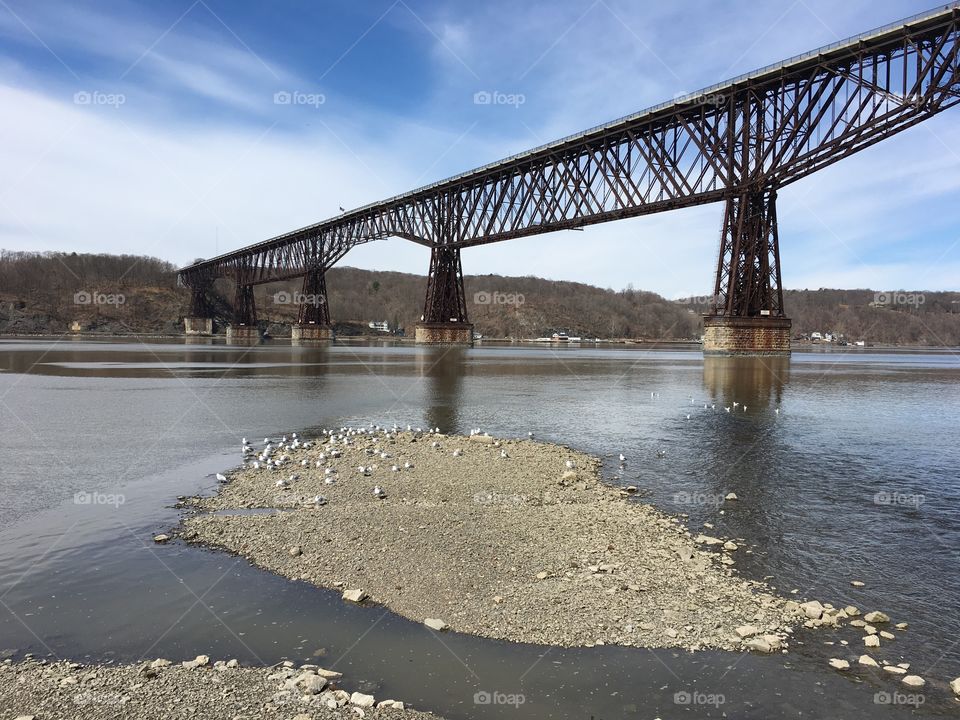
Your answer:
1;0;958;298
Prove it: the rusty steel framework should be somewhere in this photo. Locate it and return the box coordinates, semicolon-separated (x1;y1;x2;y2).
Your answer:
178;4;960;328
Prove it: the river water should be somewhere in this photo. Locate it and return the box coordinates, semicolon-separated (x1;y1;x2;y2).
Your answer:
0;337;958;718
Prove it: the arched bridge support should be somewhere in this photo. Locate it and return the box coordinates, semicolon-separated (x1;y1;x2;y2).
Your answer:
415;245;473;345
704;187;791;355
292;267;334;342
226;281;260;343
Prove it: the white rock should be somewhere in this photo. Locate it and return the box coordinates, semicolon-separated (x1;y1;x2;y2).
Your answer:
153;534;170;544
723;541;739;551
863;611;890;623
300;675;327;694
799;601;824;620
858;655;878;667
950;677;960;696
316;667;343;679
828;659;850;670
424;617;449;631
735;625;760;638
744;638;773;653
342;588;367;603
725;492;738;501
289;546;302;557
864;635;880;648
378;700;405;709
350;691;376;708
901;675;925;687
149;659;171;669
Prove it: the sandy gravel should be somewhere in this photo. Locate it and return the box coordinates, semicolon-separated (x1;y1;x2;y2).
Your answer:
0;658;438;720
181;429;804;652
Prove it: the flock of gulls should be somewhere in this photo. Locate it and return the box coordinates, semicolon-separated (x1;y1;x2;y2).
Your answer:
221;424;540;504
215;398;783;499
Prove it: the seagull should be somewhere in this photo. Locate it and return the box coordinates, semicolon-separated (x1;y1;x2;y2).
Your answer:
565;460;576;469
325;468;336;476
432;441;440;448
743;405;747;412
453;449;463;457
339;205;346;212
373;485;386;499
618;453;626;463
324;476;336;485
313;495;328;506
775;408;780;415
404;461;413;469
686;414;691;420
242;437;248;445
656;449;666;458
275;479;288;488
724;407;731;413
528;432;534;438
500;449;509;459
391;465;400;472
216;473;228;483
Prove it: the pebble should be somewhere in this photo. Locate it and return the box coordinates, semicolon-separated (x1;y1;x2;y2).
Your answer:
901;675;925;687
864;635;880;648
725;493;738;501
289;546;302;557
950;677;960;696
424;618;449;631
850;580;865;587
883;665;906;675
863;611;890;623
351;691;376;707
153;534;170;544
828;659;850;670
858;654;878;667
799;601;824;620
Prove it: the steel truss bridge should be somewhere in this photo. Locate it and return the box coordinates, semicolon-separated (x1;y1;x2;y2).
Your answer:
178;3;960;340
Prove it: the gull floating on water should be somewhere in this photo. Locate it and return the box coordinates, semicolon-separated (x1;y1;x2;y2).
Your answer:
724;407;731;413
618;453;626;463
656;449;666;458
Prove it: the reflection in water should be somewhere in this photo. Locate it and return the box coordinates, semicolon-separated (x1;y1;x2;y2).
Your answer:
702;355;790;409
417;347;466;432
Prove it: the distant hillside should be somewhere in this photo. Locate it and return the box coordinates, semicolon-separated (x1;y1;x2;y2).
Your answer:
1;250;959;344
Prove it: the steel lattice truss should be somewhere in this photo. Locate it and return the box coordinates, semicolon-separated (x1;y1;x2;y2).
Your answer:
179;4;960;315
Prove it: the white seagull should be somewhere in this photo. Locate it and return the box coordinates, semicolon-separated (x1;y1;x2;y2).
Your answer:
373;485;387;499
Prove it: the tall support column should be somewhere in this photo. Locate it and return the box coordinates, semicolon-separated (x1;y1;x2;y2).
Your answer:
703;187;791;355
182;273;214;336
415;245;473;344
293;267;333;341
227;281;260;343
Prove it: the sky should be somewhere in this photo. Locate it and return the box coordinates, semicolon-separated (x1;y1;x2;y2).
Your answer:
0;0;958;299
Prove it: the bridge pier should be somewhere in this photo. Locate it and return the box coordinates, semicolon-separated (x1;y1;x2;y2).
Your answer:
183;274;214;336
227;282;260;343
293;267;334;342
704;188;791;355
415;245;473;345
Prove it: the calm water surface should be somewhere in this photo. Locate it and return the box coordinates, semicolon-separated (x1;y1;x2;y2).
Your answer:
0;337;958;718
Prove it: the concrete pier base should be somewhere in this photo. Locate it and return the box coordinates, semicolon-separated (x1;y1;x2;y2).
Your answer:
226;324;261;344
291;323;334;342
703;316;791;355
184;317;213;336
415;322;474;345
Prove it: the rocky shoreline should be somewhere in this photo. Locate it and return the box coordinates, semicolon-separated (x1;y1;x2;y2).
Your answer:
0;657;438;719
179;427;808;653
